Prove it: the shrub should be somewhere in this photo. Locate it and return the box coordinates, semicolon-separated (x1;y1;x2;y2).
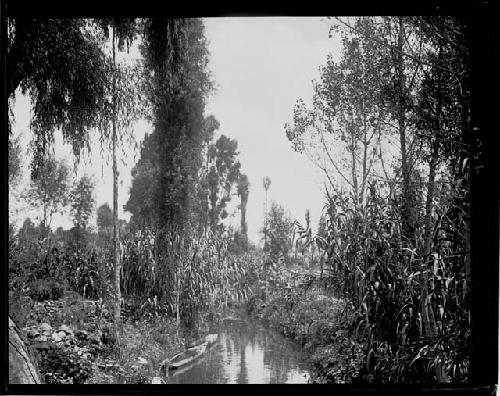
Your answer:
31;340;92;384
27;279;64;301
9;290;35;329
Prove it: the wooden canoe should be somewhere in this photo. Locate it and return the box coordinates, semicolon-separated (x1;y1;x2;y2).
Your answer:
161;333;218;371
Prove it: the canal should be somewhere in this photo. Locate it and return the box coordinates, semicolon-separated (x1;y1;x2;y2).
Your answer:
164;315;311;384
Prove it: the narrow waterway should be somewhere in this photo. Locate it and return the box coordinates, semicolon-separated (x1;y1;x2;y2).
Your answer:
164;316;311;384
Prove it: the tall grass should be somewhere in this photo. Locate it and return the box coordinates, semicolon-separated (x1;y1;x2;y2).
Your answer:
295;176;470;383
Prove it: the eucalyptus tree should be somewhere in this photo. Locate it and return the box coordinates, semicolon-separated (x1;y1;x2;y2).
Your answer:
206;135;241;233
96;18;146;328
237;173;250;249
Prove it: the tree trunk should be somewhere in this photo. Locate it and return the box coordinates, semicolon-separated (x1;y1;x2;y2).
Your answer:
423;146;438;255
396;18;415;245
112;27;121;330
9;317;41;384
264;190;268;251
240;195;248;251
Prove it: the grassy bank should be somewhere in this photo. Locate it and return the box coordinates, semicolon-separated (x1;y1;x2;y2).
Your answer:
245;279;368;384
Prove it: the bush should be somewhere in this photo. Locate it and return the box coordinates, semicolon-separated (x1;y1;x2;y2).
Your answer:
9;290;35;329
27;279;64;301
31;340;92;384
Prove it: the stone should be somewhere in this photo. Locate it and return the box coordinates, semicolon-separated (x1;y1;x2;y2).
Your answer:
39;335;48;342
51;332;62;343
59;324;73;335
75;329;89;340
138;357;148;364
39;323;52;333
58;331;66;339
26;328;40;339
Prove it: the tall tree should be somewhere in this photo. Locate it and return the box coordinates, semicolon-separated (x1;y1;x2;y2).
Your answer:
97;18;142;329
138;18;213;231
262;176;272;251
206;135;241;233
237;173;250;249
285;17;388;208
69;175;96;249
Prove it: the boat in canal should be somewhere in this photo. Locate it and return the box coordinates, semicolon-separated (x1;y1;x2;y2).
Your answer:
161;334;219;372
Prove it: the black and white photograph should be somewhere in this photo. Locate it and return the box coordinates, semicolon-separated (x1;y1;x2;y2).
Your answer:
5;12;497;389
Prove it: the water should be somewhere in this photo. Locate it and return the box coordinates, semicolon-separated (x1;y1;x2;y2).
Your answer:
164;316;311;384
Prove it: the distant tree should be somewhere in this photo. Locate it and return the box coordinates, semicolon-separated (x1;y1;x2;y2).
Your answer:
24;156;71;236
261;202;295;264
97;203;113;238
206;135;241;233
192;115;221;233
124;133;157;230
69;175;96;249
70;175;96;231
17;218;40;243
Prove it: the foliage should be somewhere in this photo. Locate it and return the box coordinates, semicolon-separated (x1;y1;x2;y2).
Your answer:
97;203;113;237
308;177;470;383
27;278;64;301
23;156;71;230
7;18;111;174
261;202;295;264
282;16;471;384
205;134;242;232
32;340;93;384
285;17;389;205
63;249;109;300
9;290;36;329
9;135;23;186
130;18;213;230
70;175;96;231
120;226;252;330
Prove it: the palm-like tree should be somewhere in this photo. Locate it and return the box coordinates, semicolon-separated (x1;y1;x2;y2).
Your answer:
262;176;271;250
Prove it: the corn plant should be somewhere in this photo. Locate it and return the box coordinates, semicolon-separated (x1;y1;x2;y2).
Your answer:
302;176;470;383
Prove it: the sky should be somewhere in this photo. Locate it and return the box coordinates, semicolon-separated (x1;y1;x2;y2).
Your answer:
9;17;342;245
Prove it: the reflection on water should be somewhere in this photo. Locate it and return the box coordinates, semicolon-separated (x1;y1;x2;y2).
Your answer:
165;318;310;384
